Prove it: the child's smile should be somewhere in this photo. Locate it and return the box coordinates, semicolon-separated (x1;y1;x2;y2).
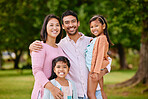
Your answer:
90;19;105;36
54;61;69;78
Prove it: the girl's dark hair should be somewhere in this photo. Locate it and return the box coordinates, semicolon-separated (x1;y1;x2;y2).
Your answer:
89;15;113;47
49;56;70;80
40;14;62;43
61;10;78;24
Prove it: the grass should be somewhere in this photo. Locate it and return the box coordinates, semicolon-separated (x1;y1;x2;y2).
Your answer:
0;69;148;99
0;69;34;99
104;70;148;99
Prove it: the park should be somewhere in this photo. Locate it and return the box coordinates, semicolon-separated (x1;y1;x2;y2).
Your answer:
0;0;148;99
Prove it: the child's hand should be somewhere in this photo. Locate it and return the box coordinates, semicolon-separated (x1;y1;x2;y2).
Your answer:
29;40;42;52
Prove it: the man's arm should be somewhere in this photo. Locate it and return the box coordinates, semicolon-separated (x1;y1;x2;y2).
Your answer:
105;57;112;73
29;40;43;53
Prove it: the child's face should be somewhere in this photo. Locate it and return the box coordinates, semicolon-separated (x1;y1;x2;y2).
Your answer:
90;19;105;36
54;61;69;78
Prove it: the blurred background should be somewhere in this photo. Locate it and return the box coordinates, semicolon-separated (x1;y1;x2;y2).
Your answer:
0;0;148;99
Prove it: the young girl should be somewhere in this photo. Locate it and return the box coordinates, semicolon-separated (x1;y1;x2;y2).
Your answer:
40;56;78;99
85;15;113;99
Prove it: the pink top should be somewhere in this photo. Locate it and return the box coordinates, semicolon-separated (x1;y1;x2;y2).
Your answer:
58;32;111;97
58;33;91;97
31;42;65;99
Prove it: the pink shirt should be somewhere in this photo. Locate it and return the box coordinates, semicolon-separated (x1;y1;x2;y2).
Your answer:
31;42;65;99
58;32;91;97
58;32;111;97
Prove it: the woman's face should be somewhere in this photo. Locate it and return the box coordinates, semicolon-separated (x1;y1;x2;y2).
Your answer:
46;18;61;39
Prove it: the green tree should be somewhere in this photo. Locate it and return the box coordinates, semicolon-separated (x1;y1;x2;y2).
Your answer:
115;0;148;88
0;0;38;69
82;0;141;69
0;0;80;69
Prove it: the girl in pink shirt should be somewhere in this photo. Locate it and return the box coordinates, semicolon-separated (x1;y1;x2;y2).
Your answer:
31;14;65;99
86;15;113;99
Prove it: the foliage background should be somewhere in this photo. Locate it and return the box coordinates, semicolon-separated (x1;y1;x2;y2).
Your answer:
0;0;148;98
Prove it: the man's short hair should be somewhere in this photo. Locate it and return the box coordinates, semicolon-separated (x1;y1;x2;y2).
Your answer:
61;10;78;24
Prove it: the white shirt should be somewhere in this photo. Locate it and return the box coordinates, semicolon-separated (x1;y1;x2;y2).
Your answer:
58;32;111;97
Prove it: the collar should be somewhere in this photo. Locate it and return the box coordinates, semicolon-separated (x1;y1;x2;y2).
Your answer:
66;32;84;41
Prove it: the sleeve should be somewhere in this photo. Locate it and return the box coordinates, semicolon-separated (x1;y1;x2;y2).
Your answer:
105;57;112;74
92;37;106;74
42;88;52;99
31;47;49;88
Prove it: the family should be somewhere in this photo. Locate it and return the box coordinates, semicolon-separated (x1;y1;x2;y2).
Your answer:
29;10;113;99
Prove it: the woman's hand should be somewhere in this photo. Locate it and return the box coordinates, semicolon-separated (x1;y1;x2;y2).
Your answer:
45;82;64;99
29;40;42;52
50;85;64;99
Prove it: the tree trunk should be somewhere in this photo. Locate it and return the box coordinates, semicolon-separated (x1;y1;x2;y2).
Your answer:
0;52;2;70
117;43;128;69
14;50;23;69
140;18;148;85
114;8;148;88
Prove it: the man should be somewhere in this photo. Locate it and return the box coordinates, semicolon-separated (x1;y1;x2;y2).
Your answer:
30;10;111;99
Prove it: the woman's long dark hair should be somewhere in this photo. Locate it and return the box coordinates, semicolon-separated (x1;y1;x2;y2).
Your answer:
89;15;113;47
40;14;62;43
49;56;70;80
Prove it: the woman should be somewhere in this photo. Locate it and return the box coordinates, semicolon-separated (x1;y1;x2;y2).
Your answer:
31;14;65;99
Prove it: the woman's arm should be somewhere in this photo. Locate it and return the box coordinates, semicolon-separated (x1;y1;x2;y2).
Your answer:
31;48;63;99
44;82;64;99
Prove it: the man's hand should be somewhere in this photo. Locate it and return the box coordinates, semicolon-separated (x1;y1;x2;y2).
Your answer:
29;40;42;52
90;72;98;79
90;68;108;81
90;72;100;82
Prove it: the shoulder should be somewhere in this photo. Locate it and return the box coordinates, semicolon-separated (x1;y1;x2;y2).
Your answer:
96;35;107;42
32;42;46;55
79;32;92;40
58;37;67;46
42;42;51;48
67;79;74;83
50;79;55;83
60;37;67;42
50;79;57;85
67;79;75;86
81;34;93;44
84;36;92;40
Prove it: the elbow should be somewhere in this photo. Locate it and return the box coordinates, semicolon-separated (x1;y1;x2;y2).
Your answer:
32;66;42;76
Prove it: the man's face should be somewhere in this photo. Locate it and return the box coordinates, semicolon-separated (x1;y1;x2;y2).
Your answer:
62;15;80;36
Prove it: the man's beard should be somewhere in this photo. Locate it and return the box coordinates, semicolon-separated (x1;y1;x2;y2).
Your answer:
67;28;78;36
